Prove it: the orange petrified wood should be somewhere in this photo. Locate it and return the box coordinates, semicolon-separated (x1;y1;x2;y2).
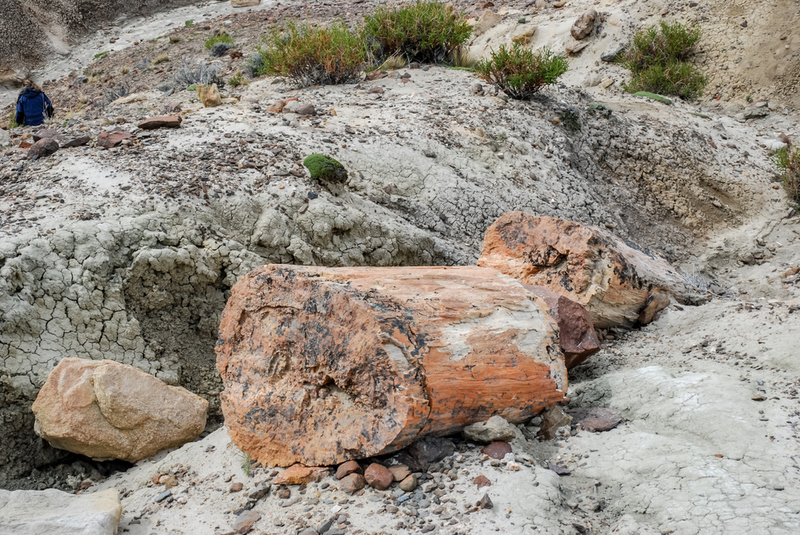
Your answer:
216;265;567;468
479;212;700;328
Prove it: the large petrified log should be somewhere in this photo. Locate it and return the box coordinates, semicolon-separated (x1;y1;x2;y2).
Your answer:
216;265;568;467
478;212;700;328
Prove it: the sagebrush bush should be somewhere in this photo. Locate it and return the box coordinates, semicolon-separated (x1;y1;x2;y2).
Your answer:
174;61;225;89
621;21;706;99
205;32;234;50
364;1;472;63
774;142;800;205
476;44;568;99
256;21;367;86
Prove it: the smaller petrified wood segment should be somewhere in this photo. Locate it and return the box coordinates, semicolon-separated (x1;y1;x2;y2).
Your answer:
216;265;568;467
478;212;700;328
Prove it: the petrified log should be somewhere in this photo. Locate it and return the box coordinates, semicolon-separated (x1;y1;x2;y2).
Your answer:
478;212;700;328
216;265;567;467
524;285;600;369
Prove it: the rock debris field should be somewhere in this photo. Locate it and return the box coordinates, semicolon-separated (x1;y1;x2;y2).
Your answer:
1;0;800;534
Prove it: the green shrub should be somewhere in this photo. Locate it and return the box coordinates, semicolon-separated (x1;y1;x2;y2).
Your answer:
228;73;246;87
185;20;194;27
256;21;367;86
8;110;19;129
205;32;234;50
774;142;800;204
476;44;568;99
621;21;706;99
303;154;348;182
94;51;110;59
364;1;472;63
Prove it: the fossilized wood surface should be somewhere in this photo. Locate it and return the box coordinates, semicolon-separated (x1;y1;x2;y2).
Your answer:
216;265;567;467
479;212;701;328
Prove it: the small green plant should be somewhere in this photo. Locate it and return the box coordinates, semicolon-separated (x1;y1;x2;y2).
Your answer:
363;1;472;63
153;54;170;65
240;452;253;477
94;51;110;59
303;154;348;182
186;84;197;91
745;94;752;103
620;21;706;99
476;44;568;99
8;110;19;129
256;21;367;87
205;32;235;50
774;142;800;204
185;19;194;27
228;73;246;87
518;17;527;24
633;91;672;104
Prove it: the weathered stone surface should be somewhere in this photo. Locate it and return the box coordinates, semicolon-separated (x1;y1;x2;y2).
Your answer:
138;115;182;130
31;358;208;462
571;9;597;40
61;135;91;148
335;460;361;480
96;131;131;149
27;138;59;159
32;129;59;142
473;475;492;488
197;83;222;107
481;441;512;459
525;286;600;369
364;463;393;490
388;464;411;482
399;474;417;492
568;407;623;432
232;0;260;7
339;473;366;494
272;464;327;485
0;488;121;535
538;404;572;440
463;415;517;443
478;212;698;328
217;265;567;467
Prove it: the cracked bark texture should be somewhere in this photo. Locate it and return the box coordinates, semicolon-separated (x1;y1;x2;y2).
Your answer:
216;265;567;467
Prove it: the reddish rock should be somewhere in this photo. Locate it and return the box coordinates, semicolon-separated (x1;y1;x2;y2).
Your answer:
339;473;366;494
335;460;362;480
567;407;623;432
271;464;327;485
369;86;385;94
97;131;131;149
216;265;567;468
265;100;286;113
364;463;393;490
388;464;411;482
525;286;600;369
473;475;492;488
17;141;33;149
230;482;244;492
481;441;512;459
478;212;699;328
27;138;59;159
137;115;182;130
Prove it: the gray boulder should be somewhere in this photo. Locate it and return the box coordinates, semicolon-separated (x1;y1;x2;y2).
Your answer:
0;488;121;535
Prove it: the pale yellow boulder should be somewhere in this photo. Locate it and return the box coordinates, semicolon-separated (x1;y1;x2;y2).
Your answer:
32;358;208;462
197;83;222;107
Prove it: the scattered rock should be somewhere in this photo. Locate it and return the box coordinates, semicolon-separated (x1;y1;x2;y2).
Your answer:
481;441;512;460
567;407;623;432
138;115;182;130
462;415;517;443
547;461;571;476
0;129;10;147
571;9;597;40
296;103;317;116
335;460;362;480
32;129;59;142
538;405;573;440
409;436;456;466
368;86;384;94
272;464;327;486
388;464;411;482
230;482;244;492
744;107;769;119
31;358;208;462
478;493;493;510
265;100;286;113
600;77;615;89
601;44;626;62
473;475;492;489
0;488;121;535
565;39;590;55
27;138;59;160
399;474;418;492
197;83;222;107
233;510;261;534
339;473;366;494
473;11;502;37
232;0;260;6
512;26;537;46
364;463;393;490
61;136;91;148
96;131;132;149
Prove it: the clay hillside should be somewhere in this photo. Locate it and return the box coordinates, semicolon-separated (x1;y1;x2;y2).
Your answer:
0;0;799;534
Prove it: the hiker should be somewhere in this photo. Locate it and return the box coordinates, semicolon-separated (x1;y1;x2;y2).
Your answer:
15;80;54;127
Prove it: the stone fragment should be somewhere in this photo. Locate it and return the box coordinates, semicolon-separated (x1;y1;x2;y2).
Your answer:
265;100;286;113
364;463;394;490
32;358;208;462
317;516;336;534
478;212;700;328
27;138;59;159
233;510;261;534
0;129;10;147
295;103;316;116
61;136;91;148
0;488;121;535
217;265;567;467
463;415;517;443
547;461;571;476
96;131;131;149
230;482;244;492
538;405;572;440
512;26;537;46
565;38;590;54
601;44;626;62
32;129;59;142
525;286;600;369
197;83;222;107
365;70;387;81
399;474;418;492
571;9;597;40
272;464;327;485
473;475;492;488
232;0;260;6
335;460;361;480
473;11;502;37
478;493;493;509
339;473;366;494
137;115;182;130
637;290;671;324
567;407;623;432
481;441;512;459
388;464;411;482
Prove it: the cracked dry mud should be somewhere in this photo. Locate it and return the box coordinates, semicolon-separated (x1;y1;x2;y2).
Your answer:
1;0;800;533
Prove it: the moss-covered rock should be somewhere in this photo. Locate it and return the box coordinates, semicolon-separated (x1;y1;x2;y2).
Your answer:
303;154;348;183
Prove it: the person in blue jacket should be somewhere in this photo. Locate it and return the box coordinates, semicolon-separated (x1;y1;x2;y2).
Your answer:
15;80;54;127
